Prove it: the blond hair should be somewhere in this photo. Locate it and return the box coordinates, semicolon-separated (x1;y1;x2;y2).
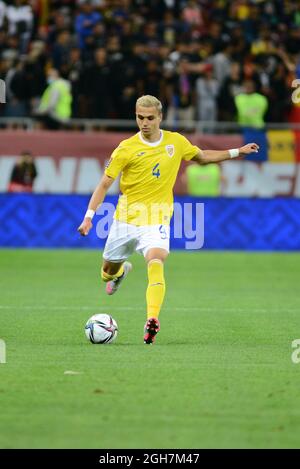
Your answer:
136;95;163;114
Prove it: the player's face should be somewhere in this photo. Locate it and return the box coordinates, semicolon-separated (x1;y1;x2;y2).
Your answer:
136;106;162;140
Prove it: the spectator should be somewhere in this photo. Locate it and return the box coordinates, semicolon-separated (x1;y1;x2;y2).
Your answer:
75;0;102;50
166;58;195;127
158;10;181;47
8;151;37;193
47;10;70;46
35;68;72;129
6;0;34;54
0;0;6;29
218;62;243;121
211;41;232;87
106;35;126;112
125;43;148;96
182;0;203;28
268;62;291;122
81;47;111;118
235;80;268;129
4;57;30;117
195;63;219;125
62;47;83;118
119;85;138;120
51;29;72;70
25;40;47;113
143;60;164;99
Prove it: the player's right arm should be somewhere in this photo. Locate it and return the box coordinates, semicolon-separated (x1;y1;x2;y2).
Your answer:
77;174;114;236
78;143;128;236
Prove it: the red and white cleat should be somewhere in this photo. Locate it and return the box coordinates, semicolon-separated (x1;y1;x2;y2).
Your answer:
144;317;160;344
106;261;132;295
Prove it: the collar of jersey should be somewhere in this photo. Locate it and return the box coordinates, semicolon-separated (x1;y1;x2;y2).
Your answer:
138;130;163;147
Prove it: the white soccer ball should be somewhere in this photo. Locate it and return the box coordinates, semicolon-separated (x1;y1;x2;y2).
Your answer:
85;314;118;344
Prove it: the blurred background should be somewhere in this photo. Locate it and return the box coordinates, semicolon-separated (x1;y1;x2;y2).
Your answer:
0;0;300;251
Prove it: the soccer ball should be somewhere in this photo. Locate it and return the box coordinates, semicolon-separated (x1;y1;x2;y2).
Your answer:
85;314;118;344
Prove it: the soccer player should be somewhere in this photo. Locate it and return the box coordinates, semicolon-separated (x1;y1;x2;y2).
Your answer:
78;95;259;344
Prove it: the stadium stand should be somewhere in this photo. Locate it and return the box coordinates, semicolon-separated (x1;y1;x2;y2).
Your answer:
0;0;300;128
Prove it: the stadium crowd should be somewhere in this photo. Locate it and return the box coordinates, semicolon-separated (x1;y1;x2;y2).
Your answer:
0;0;300;127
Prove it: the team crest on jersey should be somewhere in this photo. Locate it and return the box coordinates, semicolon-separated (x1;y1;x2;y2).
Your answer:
165;145;175;157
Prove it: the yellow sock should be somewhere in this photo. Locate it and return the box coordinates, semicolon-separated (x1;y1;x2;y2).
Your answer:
101;264;124;283
146;260;165;319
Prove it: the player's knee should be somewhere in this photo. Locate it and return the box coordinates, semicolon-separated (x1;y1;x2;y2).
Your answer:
145;248;169;264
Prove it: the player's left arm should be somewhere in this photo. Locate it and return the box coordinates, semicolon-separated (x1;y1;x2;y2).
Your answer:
191;143;259;165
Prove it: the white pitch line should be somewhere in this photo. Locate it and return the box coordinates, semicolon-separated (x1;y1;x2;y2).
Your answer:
0;305;196;311
0;305;297;313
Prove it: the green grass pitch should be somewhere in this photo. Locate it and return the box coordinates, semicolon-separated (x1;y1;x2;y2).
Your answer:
0;249;300;449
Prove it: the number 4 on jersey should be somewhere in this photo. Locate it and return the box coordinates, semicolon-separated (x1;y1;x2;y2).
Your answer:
152;163;160;178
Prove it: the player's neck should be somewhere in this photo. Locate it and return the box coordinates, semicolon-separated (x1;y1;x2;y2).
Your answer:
141;129;162;143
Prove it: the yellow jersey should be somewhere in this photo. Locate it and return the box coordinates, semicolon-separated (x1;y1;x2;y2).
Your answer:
105;130;200;226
